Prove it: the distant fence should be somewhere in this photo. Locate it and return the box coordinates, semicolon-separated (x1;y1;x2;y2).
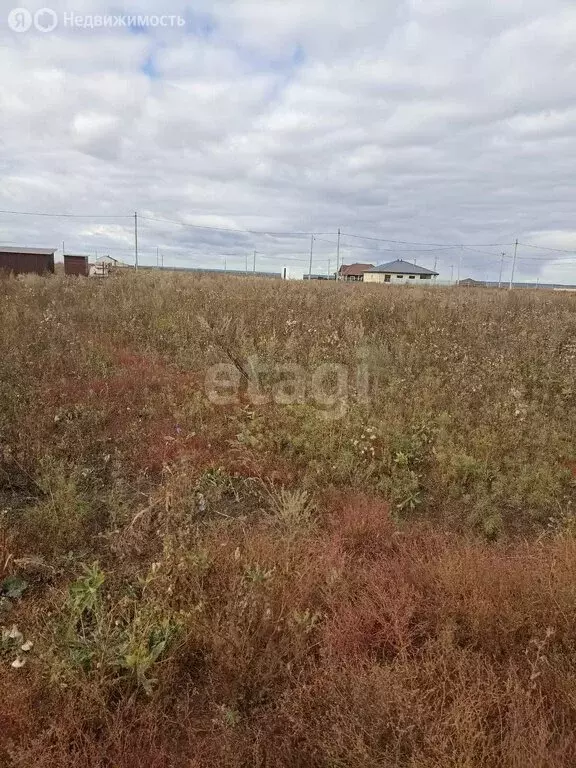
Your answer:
136;265;283;279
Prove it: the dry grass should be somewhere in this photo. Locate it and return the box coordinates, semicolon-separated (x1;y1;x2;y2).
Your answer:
1;272;576;766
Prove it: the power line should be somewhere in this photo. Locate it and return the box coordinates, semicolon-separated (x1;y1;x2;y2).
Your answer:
0;207;332;238
514;255;576;262
342;232;512;248
518;242;576;254
315;236;460;254
2;206;575;280
0;208;131;219
1;208;562;255
139;214;332;238
0;208;572;255
509;239;519;290
461;245;511;259
0;208;520;250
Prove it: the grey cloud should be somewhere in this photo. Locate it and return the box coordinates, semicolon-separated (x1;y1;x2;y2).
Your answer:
2;0;576;280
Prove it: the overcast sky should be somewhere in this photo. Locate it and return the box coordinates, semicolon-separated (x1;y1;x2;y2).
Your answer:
2;0;576;281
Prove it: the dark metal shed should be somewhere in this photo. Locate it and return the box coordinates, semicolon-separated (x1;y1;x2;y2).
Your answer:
0;247;56;275
64;254;89;276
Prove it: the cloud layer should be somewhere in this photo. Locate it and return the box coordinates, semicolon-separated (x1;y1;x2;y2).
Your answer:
2;0;576;280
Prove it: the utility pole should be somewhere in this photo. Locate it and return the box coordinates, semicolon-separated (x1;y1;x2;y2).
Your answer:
224;255;227;272
336;228;341;279
509;238;518;290
450;265;454;284
156;246;160;268
253;250;256;274
433;254;438;273
245;252;248;273
308;234;314;278
457;250;462;285
134;211;139;270
62;240;65;258
498;252;505;288
328;257;331;278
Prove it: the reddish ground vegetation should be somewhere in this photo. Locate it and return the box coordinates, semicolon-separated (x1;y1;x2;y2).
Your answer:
3;275;576;766
36;347;300;481
5;515;576;767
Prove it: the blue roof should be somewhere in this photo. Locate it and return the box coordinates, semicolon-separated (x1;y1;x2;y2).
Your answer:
367;259;438;275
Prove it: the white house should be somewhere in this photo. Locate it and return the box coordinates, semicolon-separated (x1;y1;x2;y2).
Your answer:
88;255;130;278
96;255;130;268
363;259;439;284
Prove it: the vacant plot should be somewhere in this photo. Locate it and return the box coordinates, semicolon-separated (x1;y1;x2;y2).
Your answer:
1;273;576;767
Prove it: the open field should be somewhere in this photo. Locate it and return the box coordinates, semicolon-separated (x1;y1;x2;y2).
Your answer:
2;273;576;766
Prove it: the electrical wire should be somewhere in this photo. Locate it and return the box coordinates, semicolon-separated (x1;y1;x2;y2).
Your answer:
518;242;576;254
139;214;333;238
0;209;131;219
2;207;575;278
342;232;512;248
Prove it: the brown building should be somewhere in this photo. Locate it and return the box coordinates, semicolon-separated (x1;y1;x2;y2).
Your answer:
338;263;375;282
64;254;89;276
0;247;56;276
